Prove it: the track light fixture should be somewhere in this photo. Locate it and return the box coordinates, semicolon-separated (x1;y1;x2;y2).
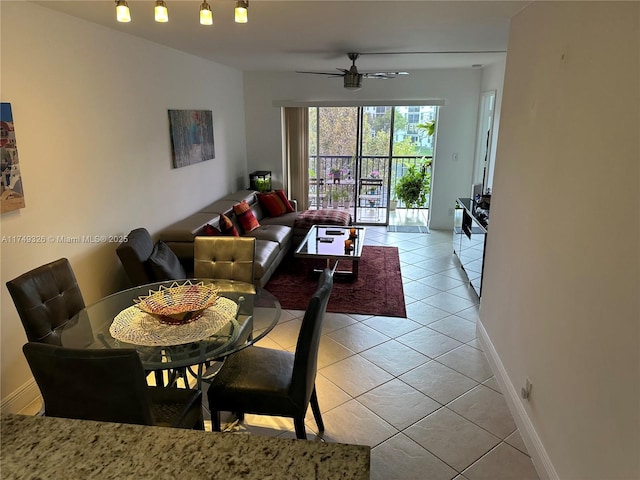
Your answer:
154;0;168;23
199;1;213;25
235;1;248;23
115;1;249;26
115;0;131;23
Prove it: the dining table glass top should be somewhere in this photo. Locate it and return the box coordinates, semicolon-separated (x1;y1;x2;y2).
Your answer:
60;279;281;371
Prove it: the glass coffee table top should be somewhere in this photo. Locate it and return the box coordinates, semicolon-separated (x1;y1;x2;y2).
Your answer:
295;225;366;280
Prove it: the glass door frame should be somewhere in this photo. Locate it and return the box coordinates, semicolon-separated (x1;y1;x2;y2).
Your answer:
352;106;394;225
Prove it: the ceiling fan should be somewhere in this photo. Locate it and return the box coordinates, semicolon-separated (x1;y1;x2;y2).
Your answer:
296;53;408;91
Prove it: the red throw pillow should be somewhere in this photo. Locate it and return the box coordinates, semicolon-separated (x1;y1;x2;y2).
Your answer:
232;200;260;233
257;190;294;217
275;190;295;213
219;213;239;236
257;191;287;217
202;224;221;236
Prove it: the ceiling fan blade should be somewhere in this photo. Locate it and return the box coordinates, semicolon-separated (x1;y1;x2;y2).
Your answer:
359;50;506;55
362;72;409;78
296;71;344;77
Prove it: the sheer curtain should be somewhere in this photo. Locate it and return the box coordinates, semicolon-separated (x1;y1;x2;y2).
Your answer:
283;107;309;210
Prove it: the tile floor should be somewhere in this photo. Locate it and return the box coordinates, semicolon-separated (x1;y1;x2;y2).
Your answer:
18;224;540;479
203;227;541;480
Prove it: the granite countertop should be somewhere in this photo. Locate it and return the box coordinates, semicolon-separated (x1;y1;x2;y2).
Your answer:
1;414;370;480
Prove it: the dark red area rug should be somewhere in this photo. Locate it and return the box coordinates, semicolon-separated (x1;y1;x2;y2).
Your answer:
265;246;406;318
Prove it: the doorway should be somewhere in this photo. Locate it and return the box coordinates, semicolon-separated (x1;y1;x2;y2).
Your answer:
308;105;437;226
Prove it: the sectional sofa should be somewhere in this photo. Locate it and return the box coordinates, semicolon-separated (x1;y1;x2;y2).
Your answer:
158;190;301;288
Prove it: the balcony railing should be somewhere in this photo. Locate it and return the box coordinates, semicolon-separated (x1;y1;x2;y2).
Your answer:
308;154;432;209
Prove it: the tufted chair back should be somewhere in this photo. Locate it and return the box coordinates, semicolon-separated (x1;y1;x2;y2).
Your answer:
6;258;85;345
115;228;156;286
193;236;256;285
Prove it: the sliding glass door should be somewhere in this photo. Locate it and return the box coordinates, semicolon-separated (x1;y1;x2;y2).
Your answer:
308;105;437;226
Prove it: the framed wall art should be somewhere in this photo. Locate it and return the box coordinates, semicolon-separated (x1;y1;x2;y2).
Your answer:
1;103;26;213
168;109;215;168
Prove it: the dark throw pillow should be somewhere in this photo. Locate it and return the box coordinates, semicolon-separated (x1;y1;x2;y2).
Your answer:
147;241;186;280
219;213;239;236
202;224;222;236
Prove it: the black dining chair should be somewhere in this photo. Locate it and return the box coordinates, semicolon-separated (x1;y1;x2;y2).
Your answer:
116;227;188;287
6;258;88;346
207;269;333;439
23;342;204;430
6;258;170;386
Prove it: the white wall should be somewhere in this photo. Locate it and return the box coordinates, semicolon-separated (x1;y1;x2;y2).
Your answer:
0;2;247;409
479;2;639;479
242;69;484;229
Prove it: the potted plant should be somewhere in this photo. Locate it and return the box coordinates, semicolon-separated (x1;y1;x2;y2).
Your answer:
329;167;344;184
253;177;271;193
330;189;342;207
340;189;352;209
394;163;431;209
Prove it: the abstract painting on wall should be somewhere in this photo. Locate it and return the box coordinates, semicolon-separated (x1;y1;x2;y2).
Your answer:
1;103;26;213
168;110;215;168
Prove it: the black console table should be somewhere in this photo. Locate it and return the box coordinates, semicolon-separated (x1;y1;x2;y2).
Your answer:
453;198;488;297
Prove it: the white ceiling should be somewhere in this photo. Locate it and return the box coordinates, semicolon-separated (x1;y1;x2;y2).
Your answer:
35;0;529;73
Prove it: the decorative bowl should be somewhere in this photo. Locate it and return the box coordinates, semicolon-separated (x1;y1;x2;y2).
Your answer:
134;281;219;325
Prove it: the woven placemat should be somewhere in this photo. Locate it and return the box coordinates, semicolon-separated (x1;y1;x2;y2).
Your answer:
110;297;238;347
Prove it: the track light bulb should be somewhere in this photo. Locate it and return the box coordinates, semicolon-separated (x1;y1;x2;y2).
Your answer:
115;0;131;22
199;1;213;25
235;1;248;23
155;0;169;23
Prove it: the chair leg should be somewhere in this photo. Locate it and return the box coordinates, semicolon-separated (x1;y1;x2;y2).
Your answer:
212;411;221;432
153;370;164;387
294;417;307;440
195;414;205;431
310;386;324;432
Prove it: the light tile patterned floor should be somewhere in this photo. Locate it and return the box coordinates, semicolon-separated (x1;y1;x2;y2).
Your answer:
16;223;540;479
204;227;540;480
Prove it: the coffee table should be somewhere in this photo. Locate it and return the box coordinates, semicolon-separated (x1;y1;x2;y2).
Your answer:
295;225;366;280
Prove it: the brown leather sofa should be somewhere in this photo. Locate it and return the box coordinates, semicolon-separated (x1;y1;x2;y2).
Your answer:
157;190;300;288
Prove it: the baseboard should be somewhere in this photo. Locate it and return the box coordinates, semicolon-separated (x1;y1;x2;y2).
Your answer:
476;319;559;480
1;378;40;414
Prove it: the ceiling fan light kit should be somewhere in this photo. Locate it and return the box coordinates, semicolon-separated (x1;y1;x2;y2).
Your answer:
343;73;363;91
115;0;248;25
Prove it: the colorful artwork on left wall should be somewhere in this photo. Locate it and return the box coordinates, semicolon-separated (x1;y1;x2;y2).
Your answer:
1;103;26;213
168;109;215;169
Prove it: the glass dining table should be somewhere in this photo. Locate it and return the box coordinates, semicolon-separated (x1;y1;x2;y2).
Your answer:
60;279;281;387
